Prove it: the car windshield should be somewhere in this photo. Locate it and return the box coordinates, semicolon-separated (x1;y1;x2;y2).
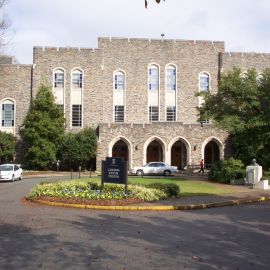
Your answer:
0;165;13;171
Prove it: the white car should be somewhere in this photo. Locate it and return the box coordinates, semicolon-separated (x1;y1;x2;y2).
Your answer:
0;164;23;182
130;162;178;176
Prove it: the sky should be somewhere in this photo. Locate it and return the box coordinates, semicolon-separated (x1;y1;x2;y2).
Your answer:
1;0;270;64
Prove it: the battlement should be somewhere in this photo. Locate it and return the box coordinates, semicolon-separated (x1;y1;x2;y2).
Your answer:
98;37;225;47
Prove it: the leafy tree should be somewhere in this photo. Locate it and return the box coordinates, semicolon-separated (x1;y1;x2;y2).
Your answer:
0;130;16;163
21;84;65;169
199;68;270;168
59;128;97;170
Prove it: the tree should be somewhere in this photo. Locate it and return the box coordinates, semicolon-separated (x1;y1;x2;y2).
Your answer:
199;68;270;168
21;84;65;169
0;0;9;47
0;130;16;163
59;128;97;170
145;0;165;8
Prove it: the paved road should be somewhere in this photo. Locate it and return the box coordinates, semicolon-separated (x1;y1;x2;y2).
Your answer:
0;178;270;270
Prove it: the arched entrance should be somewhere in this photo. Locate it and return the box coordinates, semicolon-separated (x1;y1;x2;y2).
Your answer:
171;140;187;170
146;140;164;163
204;141;220;166
112;140;129;162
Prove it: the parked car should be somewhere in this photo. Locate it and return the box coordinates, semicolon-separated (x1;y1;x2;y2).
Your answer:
130;162;178;176
0;164;23;182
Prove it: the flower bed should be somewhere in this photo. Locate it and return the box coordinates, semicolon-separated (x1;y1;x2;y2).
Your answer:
27;180;180;205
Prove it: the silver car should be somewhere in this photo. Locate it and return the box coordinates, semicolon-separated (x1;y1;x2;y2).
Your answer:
0;164;23;182
130;162;178;176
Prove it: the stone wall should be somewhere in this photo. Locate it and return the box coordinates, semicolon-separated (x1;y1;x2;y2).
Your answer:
97;122;229;170
0;64;32;135
222;52;270;73
32;46;103;129
99;37;225;124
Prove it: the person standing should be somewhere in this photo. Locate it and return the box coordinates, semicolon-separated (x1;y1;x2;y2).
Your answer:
198;159;204;174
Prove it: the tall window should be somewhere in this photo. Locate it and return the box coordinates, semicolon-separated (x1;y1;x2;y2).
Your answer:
199;73;210;91
72;69;83;88
114;106;124;122
166;65;176;91
166;106;176;121
2;102;14;127
114;71;125;90
72;105;82;127
149;65;159;90
54;69;64;88
149;106;159;122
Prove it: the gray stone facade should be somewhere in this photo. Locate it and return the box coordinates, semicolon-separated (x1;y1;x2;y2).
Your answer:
1;37;270;170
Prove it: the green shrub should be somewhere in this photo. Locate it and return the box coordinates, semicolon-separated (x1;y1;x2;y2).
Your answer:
27;180;167;202
146;183;180;197
208;158;245;184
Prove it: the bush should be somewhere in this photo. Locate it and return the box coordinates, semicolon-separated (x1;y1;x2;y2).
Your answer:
208;158;245;184
27;180;167;202
146;183;180;197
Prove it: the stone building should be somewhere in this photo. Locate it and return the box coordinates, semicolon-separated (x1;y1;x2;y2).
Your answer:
1;37;270;171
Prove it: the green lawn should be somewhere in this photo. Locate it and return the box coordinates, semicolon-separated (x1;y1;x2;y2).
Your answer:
81;176;235;197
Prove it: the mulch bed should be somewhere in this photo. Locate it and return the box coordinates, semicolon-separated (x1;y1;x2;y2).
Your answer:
34;196;145;206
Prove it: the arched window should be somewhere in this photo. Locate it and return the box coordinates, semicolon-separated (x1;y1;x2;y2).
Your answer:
72;69;83;88
54;69;65;88
148;65;159;91
114;70;125;90
1;100;14;127
199;72;210;92
166;65;176;91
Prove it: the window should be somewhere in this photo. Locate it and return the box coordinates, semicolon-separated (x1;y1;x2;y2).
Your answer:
114;71;125;90
72;70;83;88
166;106;176;121
149;65;159;90
114;106;124;122
54;69;64;88
149;106;159;122
2;103;14;127
166;65;176;91
72;105;82;127
199;73;210;91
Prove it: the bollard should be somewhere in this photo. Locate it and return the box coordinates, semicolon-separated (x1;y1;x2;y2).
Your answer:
79;165;81;179
89;167;92;178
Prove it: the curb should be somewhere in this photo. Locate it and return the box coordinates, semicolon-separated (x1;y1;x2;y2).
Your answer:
27;196;270;211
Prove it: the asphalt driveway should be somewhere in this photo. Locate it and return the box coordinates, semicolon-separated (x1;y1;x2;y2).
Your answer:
0;177;270;270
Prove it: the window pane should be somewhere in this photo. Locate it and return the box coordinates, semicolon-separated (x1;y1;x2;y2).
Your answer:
166;67;176;91
72;72;82;88
200;74;209;91
166;106;176;121
2;103;14;127
114;106;124;122
115;73;125;90
149;66;159;91
54;72;64;88
72;105;82;127
149;106;159;122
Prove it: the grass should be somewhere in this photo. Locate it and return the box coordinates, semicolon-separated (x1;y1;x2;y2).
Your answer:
78;176;235;197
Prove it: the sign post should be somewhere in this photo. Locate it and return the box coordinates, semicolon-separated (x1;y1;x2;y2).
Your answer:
102;157;128;194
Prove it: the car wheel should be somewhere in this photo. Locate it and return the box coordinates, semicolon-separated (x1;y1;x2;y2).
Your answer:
19;174;23;180
164;170;171;176
136;170;144;176
12;174;15;182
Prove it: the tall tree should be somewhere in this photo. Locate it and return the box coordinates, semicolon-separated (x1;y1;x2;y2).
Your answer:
0;0;9;47
0;130;16;163
199;68;270;168
59;128;97;170
21;84;65;169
